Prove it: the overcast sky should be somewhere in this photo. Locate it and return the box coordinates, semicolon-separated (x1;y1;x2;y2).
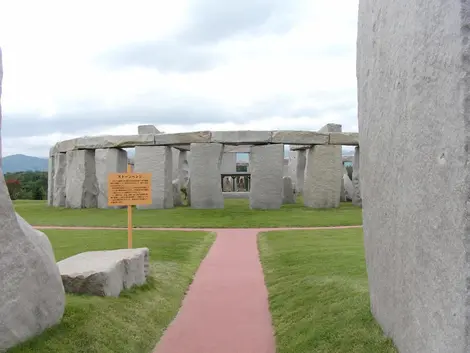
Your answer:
0;0;358;157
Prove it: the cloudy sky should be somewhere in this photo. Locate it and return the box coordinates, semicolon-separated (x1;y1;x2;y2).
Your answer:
0;0;358;157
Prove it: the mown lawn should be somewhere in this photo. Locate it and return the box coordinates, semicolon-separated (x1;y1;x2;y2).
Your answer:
9;229;214;353
14;199;362;228
259;228;397;353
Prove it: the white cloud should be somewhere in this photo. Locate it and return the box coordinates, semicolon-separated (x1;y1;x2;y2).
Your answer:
0;0;359;157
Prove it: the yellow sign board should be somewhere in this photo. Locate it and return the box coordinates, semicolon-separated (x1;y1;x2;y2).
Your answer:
108;172;152;206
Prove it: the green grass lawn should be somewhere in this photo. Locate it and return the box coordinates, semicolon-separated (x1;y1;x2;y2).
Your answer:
9;229;214;353
259;228;397;353
14;199;362;228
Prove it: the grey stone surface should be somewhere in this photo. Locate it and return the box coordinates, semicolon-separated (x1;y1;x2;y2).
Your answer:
47;156;54;206
171;148;179;181
52;152;67;207
134;146;173;209
189;143;224;209
287;151;297;188
221;151;237;174
173;179;183;206
178;150;190;188
329;132;359;146
303;124;342;208
0;49;66;351
154;131;211;145
138;125;160;134
343;172;354;201
95;148;128;209
222;191;250;199
271;131;329;145
52;134;155;153
357;2;470;352
211;131;272;144
65;150;98;208
351;147;362;207
296;150;306;194
58;248;149;297
282;176;296;204
250;144;284;209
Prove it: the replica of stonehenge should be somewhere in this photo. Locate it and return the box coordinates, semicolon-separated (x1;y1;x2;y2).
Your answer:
47;125;362;210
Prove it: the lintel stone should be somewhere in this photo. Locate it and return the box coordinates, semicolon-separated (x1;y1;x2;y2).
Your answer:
271;131;329;145
211;131;272;145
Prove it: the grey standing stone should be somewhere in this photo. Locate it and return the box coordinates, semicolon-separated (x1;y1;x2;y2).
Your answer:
52;153;67;207
0;47;66;352
282;176;296;204
134;146;173;209
343;169;354;202
65;150;98;208
287;150;297;189
95;148;128;209
303;124;342;208
296;150;306;194
178;150;190;188
47;155;54;206
220;151;237;174
171;148;179;181
138;124;160;134
351;147;362;207
172;179;183;206
340;174;346;202
250;144;284;209
189;143;224;209
357;1;470;352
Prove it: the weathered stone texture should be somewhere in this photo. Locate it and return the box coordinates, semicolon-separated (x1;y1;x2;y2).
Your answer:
351;147;362;207
296;150;306;194
95;148;128;209
250;144;284;209
134;146;173;209
52;153;67;207
303;124;342;208
138;125;160;134
282;176;296;204
271;131;329;145
65;150;98;208
357;1;469;352
343;172;354;201
172;179;183;206
189;143;224;209
178;151;190;188
58;248;149;297
0;49;66;351
220;151;237;174
47;156;54;206
329;132;359;146
211;131;271;144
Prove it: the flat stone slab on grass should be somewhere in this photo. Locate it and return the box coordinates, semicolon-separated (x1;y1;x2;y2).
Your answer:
58;248;150;297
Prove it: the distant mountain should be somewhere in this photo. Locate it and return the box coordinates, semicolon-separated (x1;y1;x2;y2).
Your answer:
2;154;48;173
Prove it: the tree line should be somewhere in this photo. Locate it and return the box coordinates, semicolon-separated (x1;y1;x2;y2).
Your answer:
4;171;47;200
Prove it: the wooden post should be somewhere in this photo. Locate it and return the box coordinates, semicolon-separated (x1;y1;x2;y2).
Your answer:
127;164;133;249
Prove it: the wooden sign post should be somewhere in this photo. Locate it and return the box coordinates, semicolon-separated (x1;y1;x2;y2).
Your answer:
108;166;152;248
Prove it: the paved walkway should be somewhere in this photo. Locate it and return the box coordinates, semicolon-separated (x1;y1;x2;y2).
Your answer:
34;224;361;353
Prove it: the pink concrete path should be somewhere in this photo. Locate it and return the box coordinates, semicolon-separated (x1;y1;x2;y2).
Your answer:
153;229;275;353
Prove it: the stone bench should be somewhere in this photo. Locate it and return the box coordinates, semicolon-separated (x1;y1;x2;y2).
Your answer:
57;248;149;297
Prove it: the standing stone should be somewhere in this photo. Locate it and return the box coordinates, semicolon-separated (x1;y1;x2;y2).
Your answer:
0;47;66;352
65;150;98;208
189;143;224;209
282;176;296;204
303;124;342;208
357;2;470;352
173;179;182;206
52;153;67;207
250;144;284;209
138;125;160;134
351;147;362;207
296;150;306;194
47;155;54;206
220;151;237;174
134;146;173;209
95;148;127;209
178;151;190;188
171;148;179;181
287;150;297;190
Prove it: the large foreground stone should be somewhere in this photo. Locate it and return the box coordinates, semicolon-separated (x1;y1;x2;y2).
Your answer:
357;2;470;352
65;150;98;208
189;143;224;209
0;49;65;351
58;248;149;297
250;144;284;209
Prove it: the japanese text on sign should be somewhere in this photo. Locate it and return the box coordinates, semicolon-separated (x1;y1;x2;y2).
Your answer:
108;173;152;206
